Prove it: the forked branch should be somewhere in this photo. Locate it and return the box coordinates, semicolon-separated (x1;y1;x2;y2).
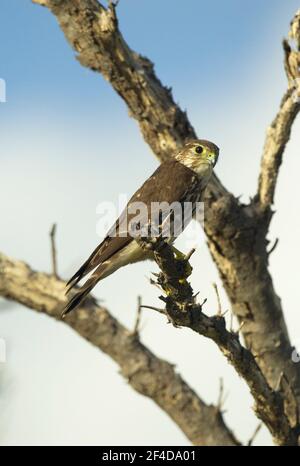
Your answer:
257;10;300;210
137;235;300;446
0;251;239;446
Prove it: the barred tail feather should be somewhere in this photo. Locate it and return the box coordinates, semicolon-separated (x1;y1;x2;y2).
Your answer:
66;251;97;294
62;284;94;318
65;237;112;293
62;263;110;317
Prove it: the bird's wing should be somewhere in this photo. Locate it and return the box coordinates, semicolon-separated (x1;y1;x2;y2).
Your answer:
65;210;131;291
130;160;198;205
66;160;197;291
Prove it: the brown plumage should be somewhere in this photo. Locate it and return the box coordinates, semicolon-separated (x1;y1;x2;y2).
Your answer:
62;139;219;317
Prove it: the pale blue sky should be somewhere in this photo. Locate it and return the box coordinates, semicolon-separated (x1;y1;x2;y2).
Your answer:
0;0;300;446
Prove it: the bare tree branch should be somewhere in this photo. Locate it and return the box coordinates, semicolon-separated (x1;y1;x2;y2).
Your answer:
0;251;240;446
33;0;197;161
258;87;300;208
132;295;142;336
49;223;58;278
204;198;300;423
137;235;300;446
257;11;300;208
29;0;300;433
213;283;222;317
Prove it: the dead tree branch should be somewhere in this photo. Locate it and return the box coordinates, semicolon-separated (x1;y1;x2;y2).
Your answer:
49;223;58;278
0;251;240;446
137;235;300;446
30;1;300;407
257;11;300;209
132;295;142;336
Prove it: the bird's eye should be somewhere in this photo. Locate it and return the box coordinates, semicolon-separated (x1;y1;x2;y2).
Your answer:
195;145;203;154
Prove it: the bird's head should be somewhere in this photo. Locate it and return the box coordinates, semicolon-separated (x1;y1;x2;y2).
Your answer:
175;139;219;176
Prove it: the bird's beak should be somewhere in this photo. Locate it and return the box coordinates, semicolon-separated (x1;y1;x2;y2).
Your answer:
207;152;218;167
213;153;218;167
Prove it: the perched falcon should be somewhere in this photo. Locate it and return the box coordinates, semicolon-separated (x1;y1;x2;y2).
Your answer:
62;139;219;316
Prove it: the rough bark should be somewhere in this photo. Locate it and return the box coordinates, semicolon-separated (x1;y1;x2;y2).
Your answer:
137;236;300;446
258;89;300;208
31;0;300;413
0;252;239;446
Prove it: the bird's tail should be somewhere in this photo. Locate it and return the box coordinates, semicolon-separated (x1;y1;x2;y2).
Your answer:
62;267;105;318
65;241;105;292
62;284;94;318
